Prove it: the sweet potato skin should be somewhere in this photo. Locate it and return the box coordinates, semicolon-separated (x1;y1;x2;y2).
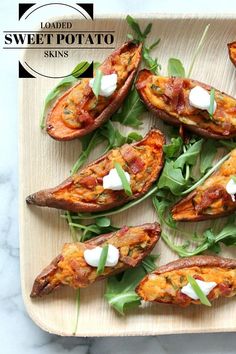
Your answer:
136;69;236;139
136;255;236;306
26;129;165;213
31;222;161;297
46;41;142;141
228;41;236;67
171;149;236;222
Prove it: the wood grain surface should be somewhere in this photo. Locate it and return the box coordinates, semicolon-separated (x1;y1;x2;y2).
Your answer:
19;14;236;336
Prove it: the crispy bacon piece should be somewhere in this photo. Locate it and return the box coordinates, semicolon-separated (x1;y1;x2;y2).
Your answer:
26;129;165;213
136;255;236;307
136;69;236;139
31;222;160;297
228;41;236;67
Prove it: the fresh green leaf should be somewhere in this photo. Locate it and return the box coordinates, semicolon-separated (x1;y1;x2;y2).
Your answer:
95;217;111;227
168;58;185;77
200;140;217;174
92;69;103;98
187;24;210;78
174;139;203;169
142;254;158;273
126;15;145;42
105;255;156;315
219;139;236;150
157;161;187;195
114;162;133;196
152;193;177;229
163;137;183;158
209;88;215;119
97;244;109;275
40;61;90;129
187;275;211;306
112;88;146;127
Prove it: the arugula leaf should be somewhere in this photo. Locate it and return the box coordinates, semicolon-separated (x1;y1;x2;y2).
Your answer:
219;139;236;150
168;58;185;77
97;244;109;275
126;15;152;42
142;254;159;273
40;61;90;129
174;139;203;169
112;88;146;127
114;162;133;196
152;193;177;229
142;40;161;74
157;161;187;195
200;140;217;174
161;216;236;257
187;276;211;306
105;255;157;315
91;69;103;98
163;137;183;158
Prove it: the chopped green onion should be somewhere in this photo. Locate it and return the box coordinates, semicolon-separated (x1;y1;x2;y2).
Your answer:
114;162;133;196
187;275;211;306
97;244;109;275
231;175;236;183
92;69;103;98
209;88;215;119
72;290;80;335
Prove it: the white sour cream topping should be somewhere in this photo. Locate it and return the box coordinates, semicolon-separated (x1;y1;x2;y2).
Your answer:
84;244;119;268
89;73;118;97
226;178;236;202
189;86;217;114
103;168;131;191
181;279;217;300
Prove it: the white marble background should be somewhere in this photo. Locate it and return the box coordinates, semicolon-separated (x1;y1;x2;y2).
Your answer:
1;0;236;353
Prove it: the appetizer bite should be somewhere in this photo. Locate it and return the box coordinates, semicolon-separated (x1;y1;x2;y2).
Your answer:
136;69;236;139
47;41;142;140
31;222;160;297
228;41;236;67
26;129;165;213
136;255;236;307
171;149;236;221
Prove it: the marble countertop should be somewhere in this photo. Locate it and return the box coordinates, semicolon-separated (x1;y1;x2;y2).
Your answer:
1;0;236;353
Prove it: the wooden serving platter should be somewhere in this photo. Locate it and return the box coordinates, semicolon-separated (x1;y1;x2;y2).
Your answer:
19;14;236;336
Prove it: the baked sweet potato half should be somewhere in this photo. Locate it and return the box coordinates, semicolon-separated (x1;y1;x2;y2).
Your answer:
26;129;165;213
228;41;236;67
171;149;236;221
46;41;142;141
136;69;236;139
136;255;236;307
31;222;160;297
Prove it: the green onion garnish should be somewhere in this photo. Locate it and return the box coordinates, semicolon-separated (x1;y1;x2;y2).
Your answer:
97;244;109;275
187;275;211;306
208;88;215;119
231;175;236;183
92;69;103;98
114;162;133;196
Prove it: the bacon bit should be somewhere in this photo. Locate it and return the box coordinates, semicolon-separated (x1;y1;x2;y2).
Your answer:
165;77;184;111
120;255;137;267
79;176;97;189
121;145;145;174
195;186;232;214
118;226;129;237
175;290;190;305
193;275;204;281
77;111;94;127
218;282;232;296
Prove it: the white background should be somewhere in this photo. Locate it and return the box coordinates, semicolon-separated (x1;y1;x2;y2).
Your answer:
1;0;236;353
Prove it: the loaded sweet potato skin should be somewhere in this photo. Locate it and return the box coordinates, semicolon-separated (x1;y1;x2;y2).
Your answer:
136;69;236;139
47;41;142;141
136;255;236;307
171;149;236;221
26;129;165;213
31;222;161;297
228;41;236;67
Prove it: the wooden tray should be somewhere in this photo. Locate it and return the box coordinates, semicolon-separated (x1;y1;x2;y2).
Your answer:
19;13;236;336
